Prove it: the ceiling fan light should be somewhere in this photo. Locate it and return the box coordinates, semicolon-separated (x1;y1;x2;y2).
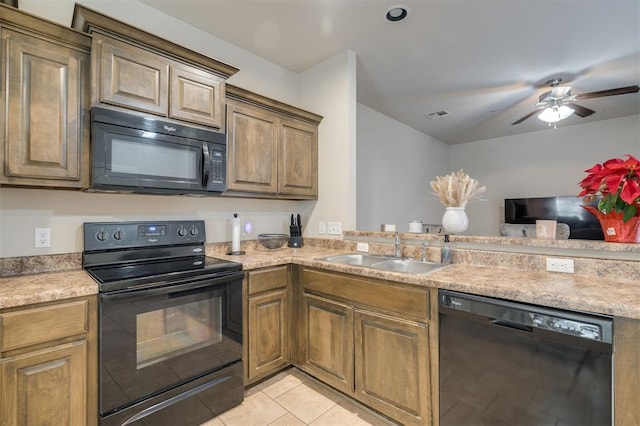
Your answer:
537;105;575;123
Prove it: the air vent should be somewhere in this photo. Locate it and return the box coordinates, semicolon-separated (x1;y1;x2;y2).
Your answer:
425;110;451;119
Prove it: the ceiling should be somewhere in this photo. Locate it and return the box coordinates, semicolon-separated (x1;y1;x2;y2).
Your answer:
140;0;640;144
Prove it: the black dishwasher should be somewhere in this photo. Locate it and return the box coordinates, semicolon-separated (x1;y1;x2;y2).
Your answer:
439;290;613;426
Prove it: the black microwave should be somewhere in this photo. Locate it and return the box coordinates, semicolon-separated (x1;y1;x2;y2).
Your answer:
89;107;226;195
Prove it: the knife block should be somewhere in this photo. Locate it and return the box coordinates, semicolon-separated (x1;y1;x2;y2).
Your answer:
289;236;303;248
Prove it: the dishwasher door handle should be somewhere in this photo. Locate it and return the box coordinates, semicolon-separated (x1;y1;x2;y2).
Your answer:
490;318;533;333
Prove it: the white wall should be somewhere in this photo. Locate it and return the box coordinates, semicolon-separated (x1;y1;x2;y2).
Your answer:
0;0;355;258
356;104;450;232
450;115;640;236
300;51;358;237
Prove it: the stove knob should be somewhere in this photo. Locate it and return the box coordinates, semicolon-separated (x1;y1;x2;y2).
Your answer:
177;227;187;237
96;230;109;242
189;226;199;237
113;230;125;241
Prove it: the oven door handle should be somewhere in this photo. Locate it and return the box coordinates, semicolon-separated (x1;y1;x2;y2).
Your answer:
100;271;244;302
121;375;232;425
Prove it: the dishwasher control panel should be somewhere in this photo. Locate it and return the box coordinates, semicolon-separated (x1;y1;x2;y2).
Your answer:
531;314;602;341
439;290;613;344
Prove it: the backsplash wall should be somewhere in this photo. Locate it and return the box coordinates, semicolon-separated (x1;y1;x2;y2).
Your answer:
0;187;312;257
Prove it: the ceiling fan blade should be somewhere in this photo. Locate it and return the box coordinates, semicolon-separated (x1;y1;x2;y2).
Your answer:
567;103;595;118
511;109;540;125
574;85;639;100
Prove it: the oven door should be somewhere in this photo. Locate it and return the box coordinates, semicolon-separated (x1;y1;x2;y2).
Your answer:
99;272;243;417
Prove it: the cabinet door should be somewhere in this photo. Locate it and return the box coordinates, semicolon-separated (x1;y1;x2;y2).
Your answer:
278;117;318;198
226;102;278;193
94;33;169;116
247;289;289;381
1;29;88;187
169;64;224;129
301;292;353;394
0;341;87;426
354;309;431;426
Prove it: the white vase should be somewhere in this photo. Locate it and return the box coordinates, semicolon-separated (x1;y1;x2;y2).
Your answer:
442;207;468;234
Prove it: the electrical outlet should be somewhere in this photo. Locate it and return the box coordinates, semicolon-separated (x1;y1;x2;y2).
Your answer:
327;221;342;235
319;221;326;234
546;257;574;273
356;242;369;252
35;227;51;248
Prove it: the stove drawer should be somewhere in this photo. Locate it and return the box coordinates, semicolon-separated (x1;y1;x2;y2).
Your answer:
0;299;88;352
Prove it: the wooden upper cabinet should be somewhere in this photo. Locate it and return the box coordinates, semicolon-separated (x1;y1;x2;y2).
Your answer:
226;101;279;194
72;5;236;131
94;33;169;116
279;118;318;196
0;5;91;188
225;85;322;199
170;64;224;129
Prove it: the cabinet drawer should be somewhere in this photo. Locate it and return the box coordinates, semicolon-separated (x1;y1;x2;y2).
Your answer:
302;269;429;322
248;266;288;295
0;300;88;352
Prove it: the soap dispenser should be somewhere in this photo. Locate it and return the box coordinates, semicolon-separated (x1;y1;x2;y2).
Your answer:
441;234;452;264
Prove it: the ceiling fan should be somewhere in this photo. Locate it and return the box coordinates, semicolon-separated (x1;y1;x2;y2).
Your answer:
511;79;640;126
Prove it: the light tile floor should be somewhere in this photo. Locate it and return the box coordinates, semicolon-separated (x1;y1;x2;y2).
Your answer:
200;368;398;426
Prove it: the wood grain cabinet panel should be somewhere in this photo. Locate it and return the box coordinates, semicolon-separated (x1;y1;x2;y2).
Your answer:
248;290;289;381
92;32;226;130
170;64;224;128
354;309;431;426
0;296;97;426
296;267;435;425
245;266;290;384
301;292;354;394
0;341;87;426
278;118;318;197
225;85;321;199
0;25;89;187
226;102;278;194
95;33;169;115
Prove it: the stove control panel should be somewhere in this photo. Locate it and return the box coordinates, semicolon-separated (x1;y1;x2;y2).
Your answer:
83;220;206;251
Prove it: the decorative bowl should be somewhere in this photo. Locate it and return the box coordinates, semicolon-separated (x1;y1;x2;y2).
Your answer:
257;233;289;249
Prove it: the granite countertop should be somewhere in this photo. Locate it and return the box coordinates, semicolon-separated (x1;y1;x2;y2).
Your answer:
217;246;640;320
1;246;639;320
0;269;98;309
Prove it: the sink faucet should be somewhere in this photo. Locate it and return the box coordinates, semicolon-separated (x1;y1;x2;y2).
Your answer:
394;232;401;257
421;241;428;262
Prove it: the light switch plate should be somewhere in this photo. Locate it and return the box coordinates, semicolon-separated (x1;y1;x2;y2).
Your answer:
356;242;369;252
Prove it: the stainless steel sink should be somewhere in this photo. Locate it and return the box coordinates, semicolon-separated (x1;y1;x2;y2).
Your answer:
370;258;445;274
317;253;446;275
318;253;392;267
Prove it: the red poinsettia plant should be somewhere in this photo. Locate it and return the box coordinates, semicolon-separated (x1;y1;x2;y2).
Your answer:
578;154;640;222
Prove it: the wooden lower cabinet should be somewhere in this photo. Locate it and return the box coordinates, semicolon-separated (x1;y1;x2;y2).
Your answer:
301;293;354;394
0;341;87;425
0;296;98;426
245;266;290;384
296;267;435;425
354;309;431;425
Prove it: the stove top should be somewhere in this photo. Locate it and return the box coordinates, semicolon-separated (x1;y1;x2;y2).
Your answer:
82;220;242;292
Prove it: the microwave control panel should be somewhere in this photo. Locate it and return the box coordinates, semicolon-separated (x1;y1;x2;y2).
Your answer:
207;146;226;191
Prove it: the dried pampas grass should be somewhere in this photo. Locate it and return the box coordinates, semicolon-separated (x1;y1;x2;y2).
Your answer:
430;170;486;208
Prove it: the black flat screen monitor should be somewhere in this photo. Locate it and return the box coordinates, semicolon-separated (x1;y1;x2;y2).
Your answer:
504;196;604;240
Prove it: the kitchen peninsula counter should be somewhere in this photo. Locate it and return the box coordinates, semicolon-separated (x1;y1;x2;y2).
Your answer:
1;241;638;319
213;243;640;320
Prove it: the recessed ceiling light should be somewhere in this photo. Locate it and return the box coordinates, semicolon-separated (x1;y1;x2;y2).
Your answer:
385;5;410;22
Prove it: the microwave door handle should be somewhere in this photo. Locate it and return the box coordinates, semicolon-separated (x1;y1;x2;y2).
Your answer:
202;144;211;186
